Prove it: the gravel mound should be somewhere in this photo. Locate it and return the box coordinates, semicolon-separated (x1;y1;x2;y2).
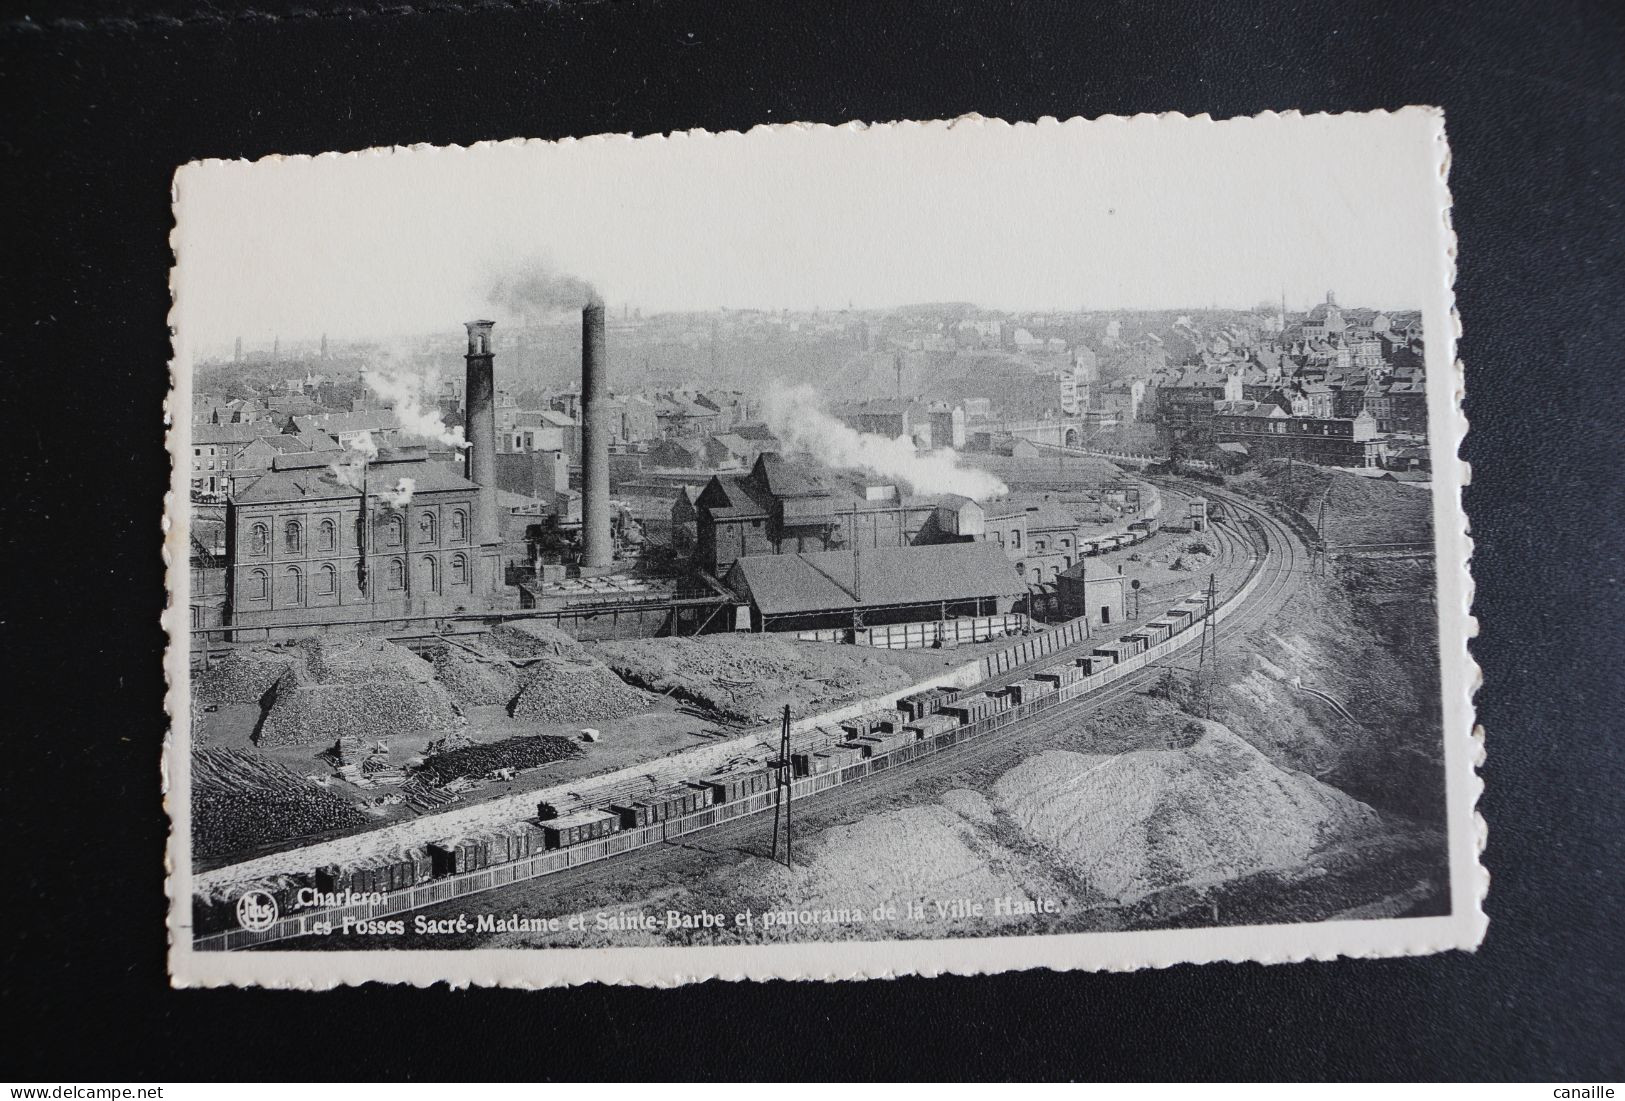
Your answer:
430;642;521;707
746;804;1064;939
994;725;1381;903
195;648;298;706
192;748;368;862
509;654;659;724
257;637;461;748
590;635;915;724
414;734;583;786
488;621;589;661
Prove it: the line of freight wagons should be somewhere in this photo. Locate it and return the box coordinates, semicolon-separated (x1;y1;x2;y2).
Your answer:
1077;520;1158;558
194;590;1212;938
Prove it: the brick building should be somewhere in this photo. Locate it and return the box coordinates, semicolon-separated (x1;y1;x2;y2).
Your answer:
223;448;504;633
1213;408;1381;467
691;453;944;576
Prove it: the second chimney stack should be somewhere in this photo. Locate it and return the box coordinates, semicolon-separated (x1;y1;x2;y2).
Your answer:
580;303;613;570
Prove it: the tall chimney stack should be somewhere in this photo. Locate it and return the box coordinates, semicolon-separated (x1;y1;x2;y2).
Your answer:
581;302;613;570
464;320;500;545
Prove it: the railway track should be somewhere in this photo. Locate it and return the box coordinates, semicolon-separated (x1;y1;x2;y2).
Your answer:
266;481;1307;949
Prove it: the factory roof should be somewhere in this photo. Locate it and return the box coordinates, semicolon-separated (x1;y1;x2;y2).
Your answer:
234;454;478;505
193;422;271;447
983;496;1080;532
754;452;829;498
698;471;773;521
725;541;1027;616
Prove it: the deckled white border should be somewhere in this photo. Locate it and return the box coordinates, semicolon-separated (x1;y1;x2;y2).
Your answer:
165;108;1484;989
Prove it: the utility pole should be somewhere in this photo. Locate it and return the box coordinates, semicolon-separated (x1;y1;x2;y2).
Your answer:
1197;571;1219;718
1311;487;1331;576
770;704;793;868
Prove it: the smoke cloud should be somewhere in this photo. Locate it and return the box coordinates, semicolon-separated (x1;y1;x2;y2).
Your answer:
763;385;1007;501
488;260;602;321
361;367;469;450
377;477;415;509
327;430;378;492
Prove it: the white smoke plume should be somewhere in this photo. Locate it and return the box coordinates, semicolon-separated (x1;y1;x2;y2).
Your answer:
376;477;415;509
328;430;379;492
763;385;1007;501
361;367;469;450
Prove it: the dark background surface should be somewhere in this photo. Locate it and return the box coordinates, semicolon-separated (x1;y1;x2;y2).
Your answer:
3;0;1622;1082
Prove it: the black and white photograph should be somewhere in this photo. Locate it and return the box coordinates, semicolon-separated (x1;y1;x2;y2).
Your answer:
166;110;1480;987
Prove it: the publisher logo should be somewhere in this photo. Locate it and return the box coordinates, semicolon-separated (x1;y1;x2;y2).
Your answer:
237;890;279;932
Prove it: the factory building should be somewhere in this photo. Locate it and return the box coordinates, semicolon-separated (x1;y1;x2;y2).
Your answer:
1212;406;1381;467
691;453;948;577
1056;566;1129;629
223;448;505;632
215;313;613;637
724;541;1028;633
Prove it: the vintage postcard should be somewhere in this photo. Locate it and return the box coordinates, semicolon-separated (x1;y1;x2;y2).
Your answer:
166;109;1482;988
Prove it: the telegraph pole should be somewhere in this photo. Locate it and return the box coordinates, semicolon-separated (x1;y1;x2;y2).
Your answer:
1197;571;1219;718
1311;488;1330;576
770;704;793;867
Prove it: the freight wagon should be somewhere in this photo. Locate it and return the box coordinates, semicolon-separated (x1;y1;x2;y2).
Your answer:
1003;678;1055;705
426;837;487;877
792;745;864;777
1091;641;1136;664
1128;622;1170;648
942;690;1012;724
1075;655;1116;675
611;784;715;829
844;726;916;758
696;769;771;804
903;712;959;739
540;810;621;850
1116;634;1149;656
1034;663;1084;690
896;687;961;721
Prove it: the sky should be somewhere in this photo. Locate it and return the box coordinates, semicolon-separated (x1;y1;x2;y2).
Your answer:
172;110;1450;351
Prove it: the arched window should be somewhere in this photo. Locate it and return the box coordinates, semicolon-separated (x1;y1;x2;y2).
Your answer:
283;565;304;605
250;524;269;555
450;553;469;588
283;520;302;553
450;510;468;543
386;557;405;590
384;515;403;546
318;518;337;552
1034;538;1047;553
421;555;439;594
419;512;437;544
248;568;268;600
317;563;336;595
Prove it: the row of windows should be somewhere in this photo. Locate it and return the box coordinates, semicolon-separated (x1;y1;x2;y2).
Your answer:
246;510;469;555
242;555;473;604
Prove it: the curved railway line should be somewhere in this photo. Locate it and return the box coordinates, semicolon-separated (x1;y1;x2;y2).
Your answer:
264;479;1308;951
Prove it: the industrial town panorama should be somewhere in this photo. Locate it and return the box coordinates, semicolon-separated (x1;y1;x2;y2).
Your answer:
182;283;1449;952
